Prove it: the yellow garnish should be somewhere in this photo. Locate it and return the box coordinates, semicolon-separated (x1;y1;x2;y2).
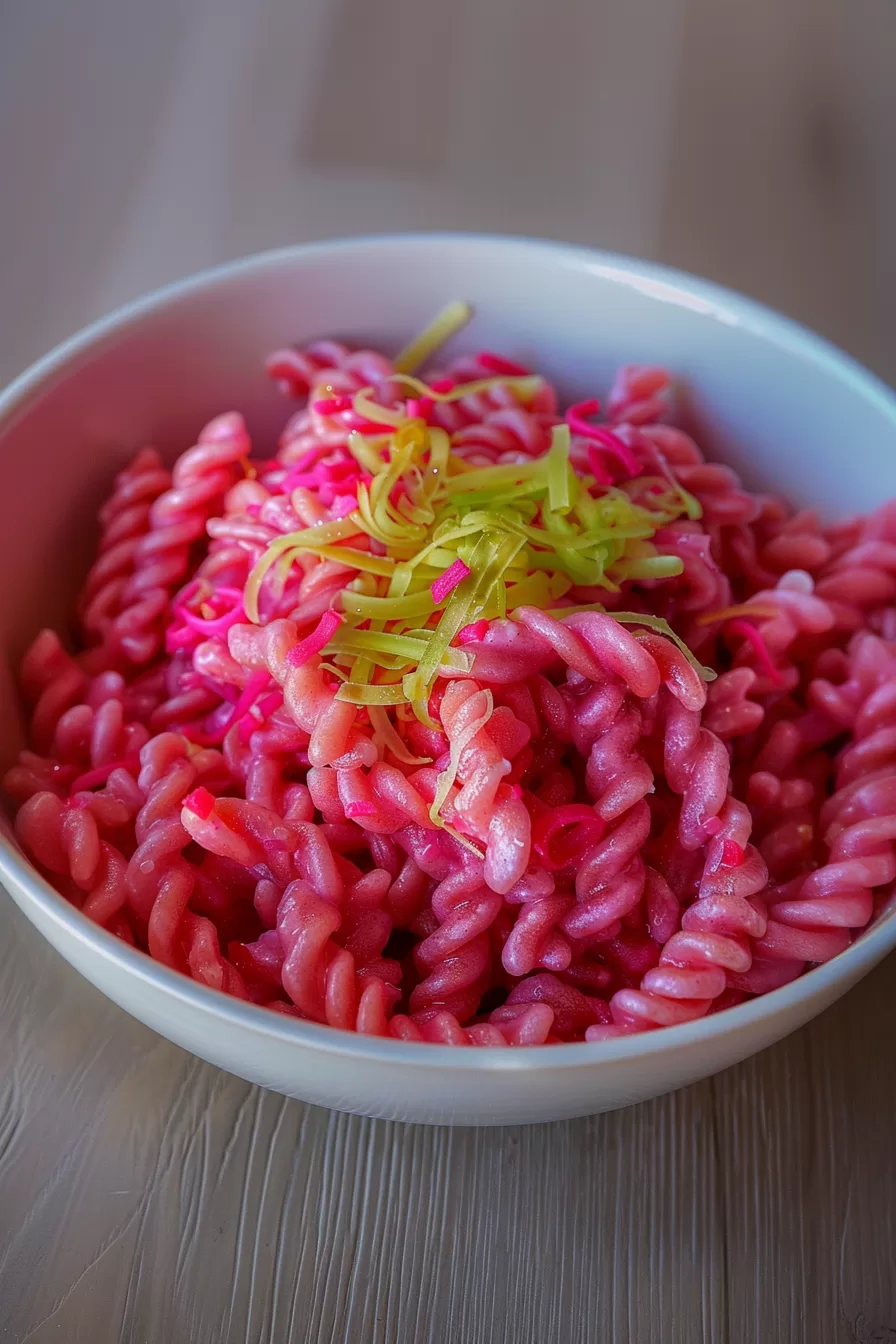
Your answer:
326;629;473;674
546;424;572;514
394;301;474;374
612;555;685;581
244;332;707;719
679;487;702;521
504;572;566;609
553;610;714;682
347;431;387;475
390;372;544;404
342;589;437;621
696;602;780;627
402;532;524;706
335;682;409;706
319;661;349;682
244;519;364;622
369;705;431;765
311;546;396;578
442;826;486;859
429;688;494;827
352;389;405;429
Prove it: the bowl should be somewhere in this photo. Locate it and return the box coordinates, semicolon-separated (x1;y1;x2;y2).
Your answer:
1;233;895;1127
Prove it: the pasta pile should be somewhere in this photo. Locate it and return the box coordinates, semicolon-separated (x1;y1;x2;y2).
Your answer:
7;306;895;1045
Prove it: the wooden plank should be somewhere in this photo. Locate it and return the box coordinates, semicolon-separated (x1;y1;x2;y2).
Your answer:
0;0;688;386
4;890;895;1342
0;0;191;387
300;0;462;175
659;0;880;373
709;959;896;1343
0;898;727;1342
839;0;896;384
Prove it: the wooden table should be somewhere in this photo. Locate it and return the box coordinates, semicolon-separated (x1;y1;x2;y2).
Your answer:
1;1;895;1338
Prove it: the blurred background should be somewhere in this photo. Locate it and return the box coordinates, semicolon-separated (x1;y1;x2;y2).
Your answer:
1;0;895;389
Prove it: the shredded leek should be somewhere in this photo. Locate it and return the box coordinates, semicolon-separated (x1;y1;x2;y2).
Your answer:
369;704;432;765
402;531;524;707
244;519;364;622
346;431;387;475
429;689;494;827
352;389;405;428
326;629;473;673
613;611;716;683
335;681;409;706
243;319;710;717
342;589;437;621
547;424;573;514
390;371;543;404
311;546;396;577
550;607;717;683
393;301;474;374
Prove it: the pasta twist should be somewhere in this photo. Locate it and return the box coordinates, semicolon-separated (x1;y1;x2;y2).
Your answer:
390;1002;555;1046
749;633;896;976
592;798;769;1036
816;539;896;633
271;344;400;465
584;703;654;823
126;735;233;977
269;878;396;1032
427;353;557;435
759;509;832;576
505;971;610;1038
228;618;376;768
562;802;651;943
646;525;732;623
703;667;764;741
437;680;532;892
5;677;146;812
141;780;252;997
450;408;556;463
675;461;762;531
111;413;250;664
79;448;172;641
19;630;87;754
501;869;573;976
15;791;131;935
310;759;432;834
265;340;391;399
660;693;731;849
726;575;835;694
409;868;503;1021
337;867;398;982
606;365;671;425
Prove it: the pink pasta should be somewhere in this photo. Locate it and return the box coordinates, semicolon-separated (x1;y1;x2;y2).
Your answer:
6;313;896;1048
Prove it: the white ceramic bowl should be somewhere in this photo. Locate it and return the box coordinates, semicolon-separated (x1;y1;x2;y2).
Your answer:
1;234;895;1126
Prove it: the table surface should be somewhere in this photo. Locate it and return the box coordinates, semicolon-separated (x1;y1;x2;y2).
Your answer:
2;1;896;1339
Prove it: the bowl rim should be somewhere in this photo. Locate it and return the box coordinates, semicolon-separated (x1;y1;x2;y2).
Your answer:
2;229;896;1074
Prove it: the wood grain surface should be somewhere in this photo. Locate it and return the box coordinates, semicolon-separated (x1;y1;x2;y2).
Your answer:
1;0;895;1339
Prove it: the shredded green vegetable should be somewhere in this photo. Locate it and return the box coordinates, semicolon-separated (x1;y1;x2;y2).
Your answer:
245;357;708;712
